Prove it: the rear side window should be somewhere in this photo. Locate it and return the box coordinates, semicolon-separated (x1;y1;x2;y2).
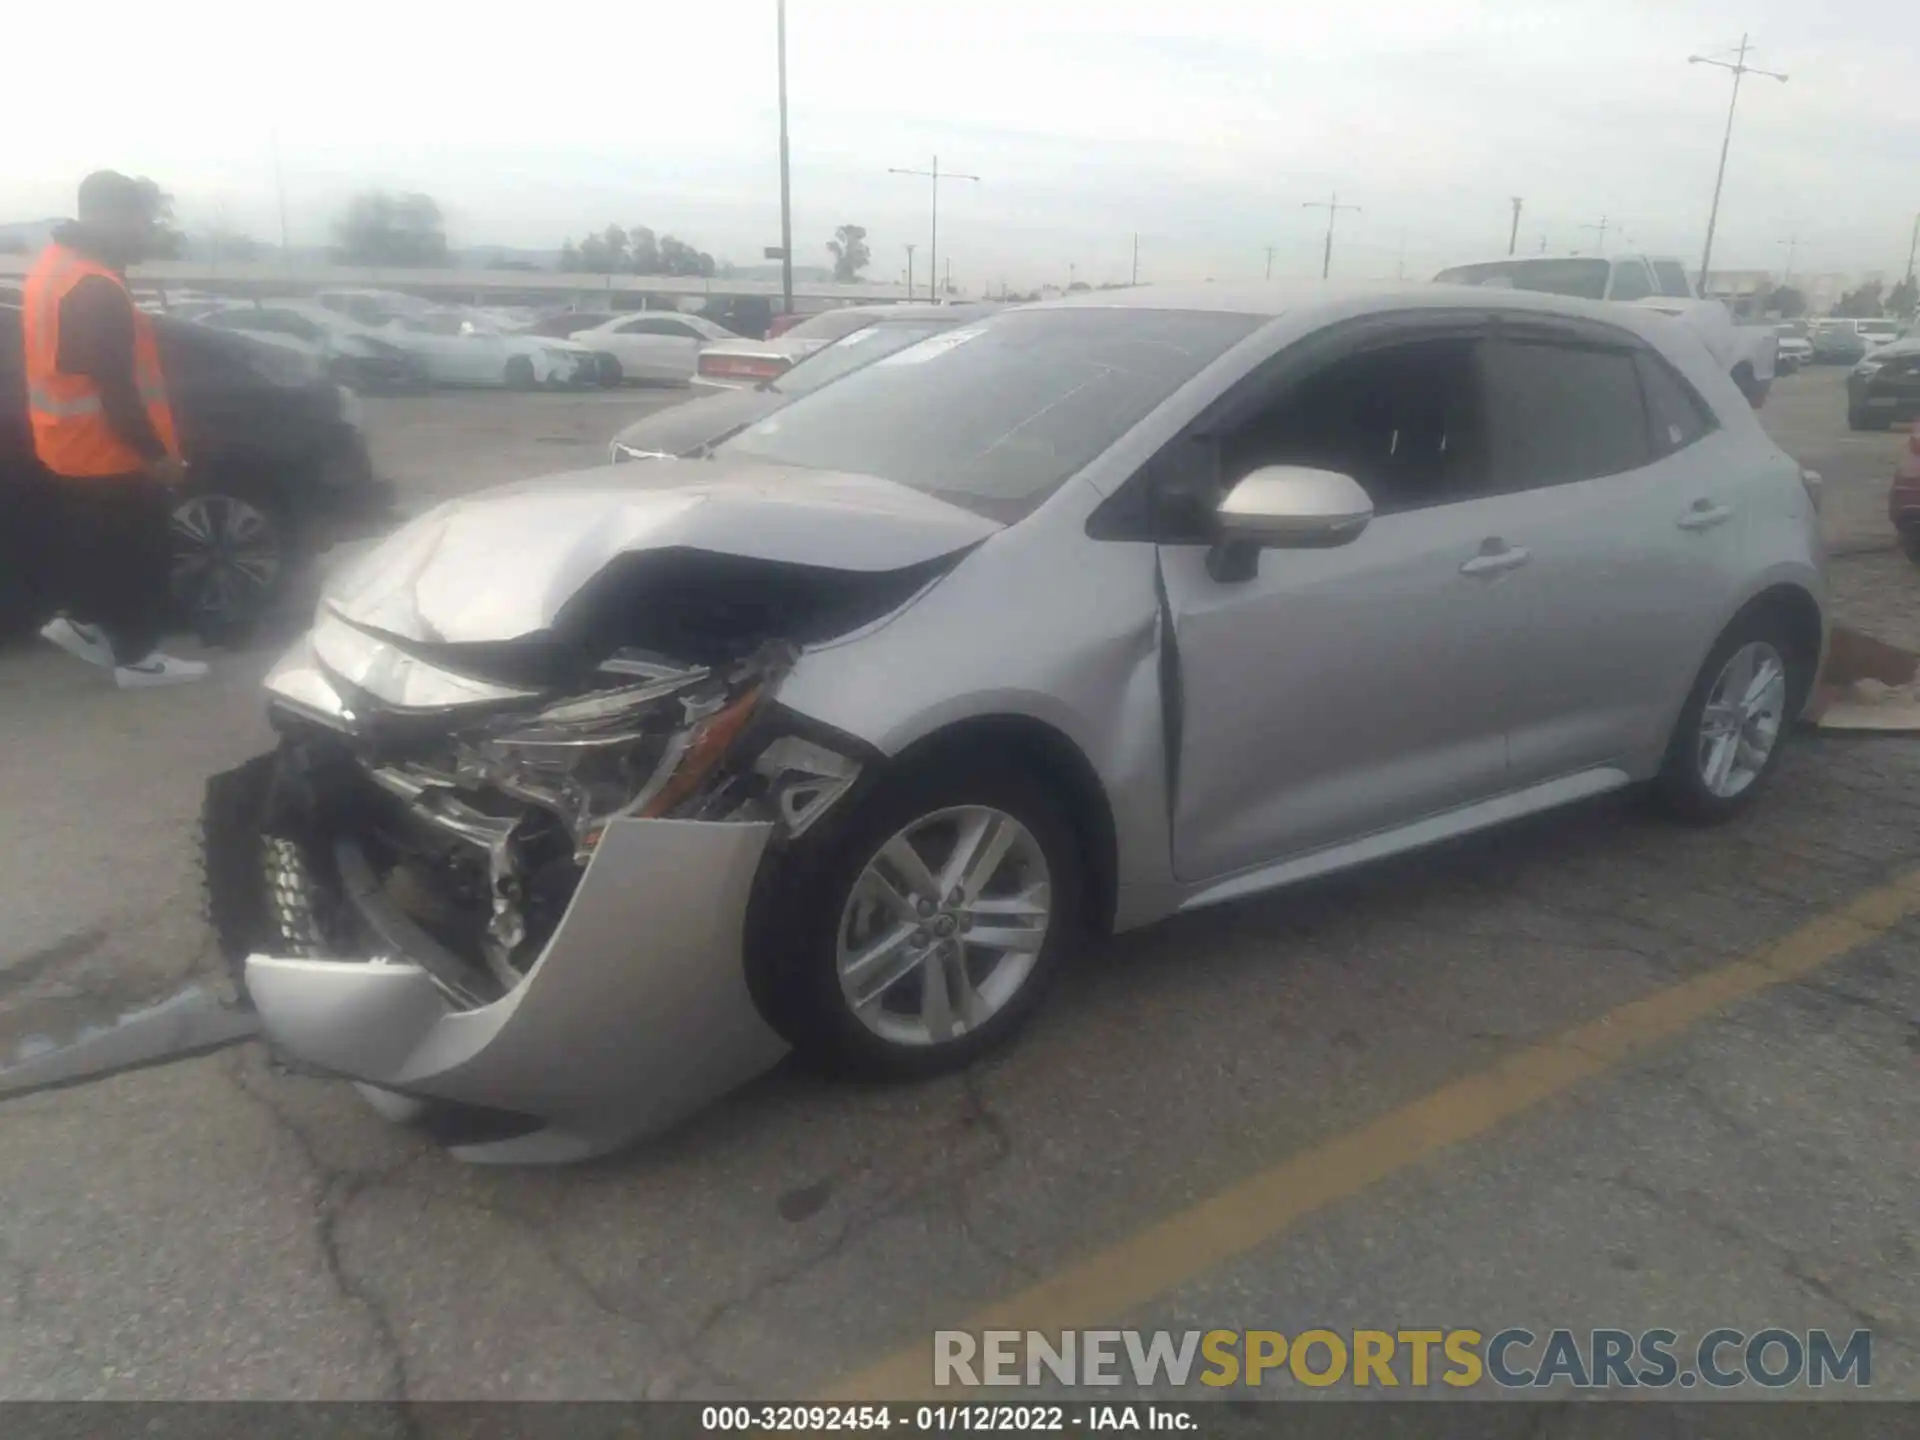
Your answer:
1608;262;1653;302
1652;260;1694;298
1636;353;1715;456
1486;337;1650;489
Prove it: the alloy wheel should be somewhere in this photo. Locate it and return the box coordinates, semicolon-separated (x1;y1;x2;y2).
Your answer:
835;805;1053;1048
1696;640;1787;799
169;493;283;625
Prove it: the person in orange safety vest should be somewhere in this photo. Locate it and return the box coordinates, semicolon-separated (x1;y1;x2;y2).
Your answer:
23;170;207;688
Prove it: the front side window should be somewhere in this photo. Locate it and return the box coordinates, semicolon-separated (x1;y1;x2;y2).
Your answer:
719;308;1263;522
1217;336;1488;516
1608;262;1654;302
1485;337;1650;489
1652;260;1694;298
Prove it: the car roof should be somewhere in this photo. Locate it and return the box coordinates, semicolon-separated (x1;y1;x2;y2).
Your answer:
1032;279;1693;339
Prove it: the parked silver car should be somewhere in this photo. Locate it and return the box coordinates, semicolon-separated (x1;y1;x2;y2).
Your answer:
205;284;1826;1163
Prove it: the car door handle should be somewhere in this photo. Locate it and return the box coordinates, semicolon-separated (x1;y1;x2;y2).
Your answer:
1460;542;1530;576
1678;500;1735;531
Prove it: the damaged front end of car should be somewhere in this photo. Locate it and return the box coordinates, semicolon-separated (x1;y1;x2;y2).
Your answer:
202;587;907;1163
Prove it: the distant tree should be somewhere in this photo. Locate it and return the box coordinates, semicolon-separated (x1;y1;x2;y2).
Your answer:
658;235;715;277
335;190;448;267
1768;285;1807;318
559;238;581;271
1833;280;1886;318
0;236;25;255
1066;280;1091;293
827;224;871;281
628;225;661;274
601;224;629;270
1888;277;1918;319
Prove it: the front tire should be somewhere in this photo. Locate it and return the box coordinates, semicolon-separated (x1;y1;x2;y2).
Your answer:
504;355;537;391
755;758;1084;1080
1649;611;1810;824
1848;405;1888;432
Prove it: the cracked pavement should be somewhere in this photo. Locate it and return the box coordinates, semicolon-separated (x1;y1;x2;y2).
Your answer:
0;373;1915;1400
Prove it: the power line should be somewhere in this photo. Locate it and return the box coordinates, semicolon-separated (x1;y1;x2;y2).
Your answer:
887;156;980;303
1302;191;1362;279
1687;33;1789;292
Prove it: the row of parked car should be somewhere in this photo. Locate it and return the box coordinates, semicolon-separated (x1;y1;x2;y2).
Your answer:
157;288;906;396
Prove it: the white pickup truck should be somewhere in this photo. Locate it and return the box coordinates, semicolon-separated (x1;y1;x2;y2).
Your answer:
1433;253;1779;408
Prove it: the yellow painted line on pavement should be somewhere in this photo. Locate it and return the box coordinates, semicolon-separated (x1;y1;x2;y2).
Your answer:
821;867;1920;1402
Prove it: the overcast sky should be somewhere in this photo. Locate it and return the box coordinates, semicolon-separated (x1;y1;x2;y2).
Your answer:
9;0;1916;289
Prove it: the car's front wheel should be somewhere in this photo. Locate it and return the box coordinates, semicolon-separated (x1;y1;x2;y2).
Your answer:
758;758;1084;1080
1649;609;1811;824
1848;405;1888;432
504;355;537;390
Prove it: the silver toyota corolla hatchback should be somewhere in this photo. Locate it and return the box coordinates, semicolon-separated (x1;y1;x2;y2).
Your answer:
205;284;1826;1162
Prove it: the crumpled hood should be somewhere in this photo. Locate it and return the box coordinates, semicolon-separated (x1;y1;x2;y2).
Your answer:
323;459;1001;644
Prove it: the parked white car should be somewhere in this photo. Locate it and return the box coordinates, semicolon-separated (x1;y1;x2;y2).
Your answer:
561;311;739;385
379;308;605;389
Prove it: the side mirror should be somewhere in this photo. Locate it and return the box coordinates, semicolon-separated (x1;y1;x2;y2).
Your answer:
1208;466;1374;582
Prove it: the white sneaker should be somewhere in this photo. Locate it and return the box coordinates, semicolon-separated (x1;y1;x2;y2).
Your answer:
114;652;210;689
41;617;115;669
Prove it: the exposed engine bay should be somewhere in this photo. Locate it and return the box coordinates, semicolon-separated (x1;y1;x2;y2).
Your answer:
211;548;952;1009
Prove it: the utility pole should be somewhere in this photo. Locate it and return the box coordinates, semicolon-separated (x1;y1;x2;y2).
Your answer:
1580;216;1611;255
1131;232;1139;285
1396;230;1408;281
1068;261;1077;289
1508;197;1524;256
944;256;952;298
1906;213;1919;285
888;155;979;304
1689;34;1788;294
1302;191;1361;279
1778;233;1799;286
905;244;915;300
269;129;292;277
1264;245;1276;281
776;0;794;315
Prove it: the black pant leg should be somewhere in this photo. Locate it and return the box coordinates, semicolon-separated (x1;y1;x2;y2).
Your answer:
59;476;170;664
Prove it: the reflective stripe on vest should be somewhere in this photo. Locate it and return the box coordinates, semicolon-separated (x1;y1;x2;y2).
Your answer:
22;242;183;478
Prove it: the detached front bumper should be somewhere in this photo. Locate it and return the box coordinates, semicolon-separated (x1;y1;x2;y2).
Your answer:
245;814;788;1163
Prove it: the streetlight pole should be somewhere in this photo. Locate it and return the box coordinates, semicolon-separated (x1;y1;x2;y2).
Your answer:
1264;244;1275;281
1905;213;1919;285
269;129;292;277
1580;216;1611;255
1302;191;1361;279
1689;34;1788;294
904;244;915;300
1131;232;1139;285
776;0;794;316
888;155;978;302
1508;197;1523;256
1778;233;1799;287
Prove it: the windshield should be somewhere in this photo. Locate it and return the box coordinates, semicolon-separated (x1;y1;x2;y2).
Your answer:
718;307;1263;521
772;320;956;397
1859;320;1898;337
1433;258;1612;301
785;308;880;343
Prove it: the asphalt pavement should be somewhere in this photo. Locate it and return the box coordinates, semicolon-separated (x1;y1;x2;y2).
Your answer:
0;367;1914;1405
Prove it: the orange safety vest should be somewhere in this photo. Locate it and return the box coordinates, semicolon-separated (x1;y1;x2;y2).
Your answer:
21;241;182;478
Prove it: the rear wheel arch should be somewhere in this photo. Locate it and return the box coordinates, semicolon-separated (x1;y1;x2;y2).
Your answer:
1727;583;1823;712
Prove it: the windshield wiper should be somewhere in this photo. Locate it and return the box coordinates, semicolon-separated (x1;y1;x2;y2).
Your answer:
687;420;756;460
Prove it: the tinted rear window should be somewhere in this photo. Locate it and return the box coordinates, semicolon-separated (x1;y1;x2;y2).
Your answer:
775;321;955;397
1652;260;1694;298
785;309;880;342
720;308;1264;522
1487;338;1650;488
1434;259;1611;302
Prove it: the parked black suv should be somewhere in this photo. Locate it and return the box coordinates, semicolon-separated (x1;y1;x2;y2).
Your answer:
1;305;393;639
